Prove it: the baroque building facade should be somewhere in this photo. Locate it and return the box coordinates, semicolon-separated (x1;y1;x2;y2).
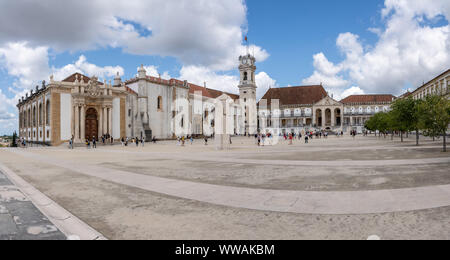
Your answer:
17;55;254;146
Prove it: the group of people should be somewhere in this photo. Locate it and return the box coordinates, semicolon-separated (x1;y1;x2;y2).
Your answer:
121;136;146;147
176;135;212;146
255;133;273;146
67;135;156;149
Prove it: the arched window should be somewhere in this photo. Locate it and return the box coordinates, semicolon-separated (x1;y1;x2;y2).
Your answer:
46;100;50;125
33;106;36;127
157;96;163;111
243;72;248;81
39;103;43;126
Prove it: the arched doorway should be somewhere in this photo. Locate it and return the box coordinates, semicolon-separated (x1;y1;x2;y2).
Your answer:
85;108;98;140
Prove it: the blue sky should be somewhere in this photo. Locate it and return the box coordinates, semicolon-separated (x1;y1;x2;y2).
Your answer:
0;0;449;135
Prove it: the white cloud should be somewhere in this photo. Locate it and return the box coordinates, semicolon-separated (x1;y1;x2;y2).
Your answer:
0;0;268;70
139;65;171;79
180;65;239;95
303;0;450;96
0;42;49;90
53;55;124;81
0;89;17;135
256;72;278;101
302;53;349;88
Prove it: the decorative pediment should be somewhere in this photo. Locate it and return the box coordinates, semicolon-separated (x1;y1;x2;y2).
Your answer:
314;96;342;107
85;77;104;97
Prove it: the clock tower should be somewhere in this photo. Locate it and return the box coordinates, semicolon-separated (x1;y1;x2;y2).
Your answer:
238;54;257;135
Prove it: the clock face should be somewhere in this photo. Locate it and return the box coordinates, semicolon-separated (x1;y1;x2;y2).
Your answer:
242;58;248;65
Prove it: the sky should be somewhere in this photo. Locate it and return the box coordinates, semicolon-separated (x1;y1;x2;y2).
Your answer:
0;0;449;135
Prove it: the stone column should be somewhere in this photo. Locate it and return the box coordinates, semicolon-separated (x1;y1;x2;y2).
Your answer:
80;105;85;141
74;106;79;141
321;109;326;127
312;109;316;126
331;109;335;127
99;107;103;138
108;107;112;138
103;107;107;135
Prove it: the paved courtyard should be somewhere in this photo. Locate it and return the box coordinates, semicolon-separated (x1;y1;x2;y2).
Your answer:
0;135;449;240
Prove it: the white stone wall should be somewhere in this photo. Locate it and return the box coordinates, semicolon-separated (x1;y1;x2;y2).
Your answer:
112;98;121;139
146;82;172;139
60;93;72;141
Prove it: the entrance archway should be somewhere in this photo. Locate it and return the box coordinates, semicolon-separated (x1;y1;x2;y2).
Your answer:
85;108;98;140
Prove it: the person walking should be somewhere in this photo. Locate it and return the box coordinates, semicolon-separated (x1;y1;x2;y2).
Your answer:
92;136;97;149
141;136;145;147
135;137;139;147
190;136;194;145
305;134;309;144
86;138;90;149
204;136;208;145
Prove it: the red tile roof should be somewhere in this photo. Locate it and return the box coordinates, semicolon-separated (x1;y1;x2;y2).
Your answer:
125;75;239;100
340;94;395;104
189;84;239;100
124;86;137;95
260;85;328;106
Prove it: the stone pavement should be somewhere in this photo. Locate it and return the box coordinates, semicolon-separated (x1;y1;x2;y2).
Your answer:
0;170;66;240
9;149;450;215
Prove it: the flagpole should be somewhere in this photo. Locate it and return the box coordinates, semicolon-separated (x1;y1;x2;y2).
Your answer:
245;35;249;55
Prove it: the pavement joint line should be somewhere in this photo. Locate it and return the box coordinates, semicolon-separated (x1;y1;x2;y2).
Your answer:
81;148;450;167
0;162;107;240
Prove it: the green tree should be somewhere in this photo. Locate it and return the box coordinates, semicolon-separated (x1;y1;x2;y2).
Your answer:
365;112;391;138
390;97;419;143
418;95;450;152
11;131;18;148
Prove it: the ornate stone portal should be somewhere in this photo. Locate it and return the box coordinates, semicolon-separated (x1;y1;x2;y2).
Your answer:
71;76;120;142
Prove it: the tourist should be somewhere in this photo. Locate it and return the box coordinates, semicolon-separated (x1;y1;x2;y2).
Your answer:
204;136;208;145
135;137;139;147
121;137;124;146
86;139;90;149
141;136;145;147
70;135;74;149
289;133;293;145
152;136;157;144
190;136;194;145
305;135;309;144
92;137;97;149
